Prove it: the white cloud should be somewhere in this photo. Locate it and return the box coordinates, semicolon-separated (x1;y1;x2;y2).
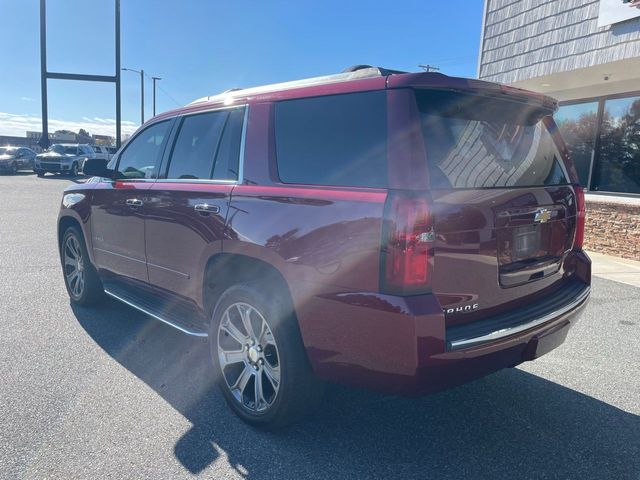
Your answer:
20;97;36;102
0;111;139;138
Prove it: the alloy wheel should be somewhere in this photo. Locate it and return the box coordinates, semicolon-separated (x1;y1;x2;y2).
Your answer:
217;302;281;413
63;235;85;299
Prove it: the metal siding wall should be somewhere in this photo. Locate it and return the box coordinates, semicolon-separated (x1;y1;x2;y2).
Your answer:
479;0;640;83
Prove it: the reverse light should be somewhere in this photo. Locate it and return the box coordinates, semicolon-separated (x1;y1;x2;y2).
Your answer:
380;193;434;295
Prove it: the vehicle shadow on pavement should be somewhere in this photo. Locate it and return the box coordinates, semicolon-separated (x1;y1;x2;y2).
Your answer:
72;300;640;480
0;171;35;176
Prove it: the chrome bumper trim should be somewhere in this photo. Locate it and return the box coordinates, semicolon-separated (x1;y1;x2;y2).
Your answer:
450;286;590;350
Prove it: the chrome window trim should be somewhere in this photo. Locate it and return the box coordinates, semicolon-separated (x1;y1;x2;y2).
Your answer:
449;285;590;350
152;178;237;185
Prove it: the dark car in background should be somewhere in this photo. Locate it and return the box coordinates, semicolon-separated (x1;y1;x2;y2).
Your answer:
57;66;591;428
0;146;37;174
35;144;95;177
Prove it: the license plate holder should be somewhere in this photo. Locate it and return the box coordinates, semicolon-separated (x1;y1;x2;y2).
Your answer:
512;225;541;261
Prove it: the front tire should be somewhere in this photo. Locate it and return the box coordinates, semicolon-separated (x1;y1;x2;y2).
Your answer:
9;162;17;175
35;169;45;177
70;163;79;177
61;227;104;306
210;282;324;429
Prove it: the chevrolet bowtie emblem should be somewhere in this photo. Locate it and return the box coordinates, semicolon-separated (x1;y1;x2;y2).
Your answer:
534;208;552;223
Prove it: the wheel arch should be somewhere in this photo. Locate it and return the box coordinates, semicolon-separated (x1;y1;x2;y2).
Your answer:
58;211;96;266
203;253;295;321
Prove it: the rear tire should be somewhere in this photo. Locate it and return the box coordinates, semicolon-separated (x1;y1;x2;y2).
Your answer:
210;282;324;429
9;162;17;175
36;170;45;177
61;227;104;306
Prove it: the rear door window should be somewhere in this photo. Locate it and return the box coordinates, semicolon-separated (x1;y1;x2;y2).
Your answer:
166;110;228;180
416;90;568;189
274;91;387;188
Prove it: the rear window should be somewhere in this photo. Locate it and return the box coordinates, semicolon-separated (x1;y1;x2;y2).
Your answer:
416;90;568;189
274;91;387;188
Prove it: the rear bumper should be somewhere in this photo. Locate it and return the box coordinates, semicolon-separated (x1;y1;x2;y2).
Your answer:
412;289;588;395
301;252;591;396
446;280;589;351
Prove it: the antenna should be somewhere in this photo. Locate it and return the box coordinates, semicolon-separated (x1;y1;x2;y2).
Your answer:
418;64;440;73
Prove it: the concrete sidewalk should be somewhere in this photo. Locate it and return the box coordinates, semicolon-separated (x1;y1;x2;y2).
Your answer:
587;251;640;288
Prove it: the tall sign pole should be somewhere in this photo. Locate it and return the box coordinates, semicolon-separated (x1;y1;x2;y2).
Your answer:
39;0;48;149
40;0;122;149
140;69;145;125
115;0;121;147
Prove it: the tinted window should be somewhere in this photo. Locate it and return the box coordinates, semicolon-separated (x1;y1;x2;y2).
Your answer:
592;95;640;194
275;91;387;187
167;110;228;180
416;90;568;189
212;107;244;180
117;120;171;179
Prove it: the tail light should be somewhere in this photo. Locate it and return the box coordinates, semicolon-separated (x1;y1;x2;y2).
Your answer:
380;193;434;295
573;185;586;250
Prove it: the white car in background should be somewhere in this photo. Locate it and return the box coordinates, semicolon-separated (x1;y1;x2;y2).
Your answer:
35;144;95;177
90;145;112;161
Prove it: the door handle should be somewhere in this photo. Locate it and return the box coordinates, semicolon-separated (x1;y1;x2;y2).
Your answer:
126;198;143;208
194;203;220;215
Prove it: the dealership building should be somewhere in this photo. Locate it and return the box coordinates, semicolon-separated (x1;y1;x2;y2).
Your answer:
479;0;640;259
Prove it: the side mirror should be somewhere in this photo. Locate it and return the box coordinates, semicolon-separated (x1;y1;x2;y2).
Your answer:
83;158;112;178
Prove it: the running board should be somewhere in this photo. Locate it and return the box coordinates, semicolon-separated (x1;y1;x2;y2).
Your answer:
104;284;208;337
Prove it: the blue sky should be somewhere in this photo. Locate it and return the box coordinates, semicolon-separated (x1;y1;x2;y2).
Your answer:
0;0;483;139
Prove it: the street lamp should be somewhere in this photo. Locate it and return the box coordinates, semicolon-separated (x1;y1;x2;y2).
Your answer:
151;76;162;116
122;67;144;125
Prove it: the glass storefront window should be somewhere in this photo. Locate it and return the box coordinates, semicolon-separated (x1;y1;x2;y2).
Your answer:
556;102;599;188
592;95;640;194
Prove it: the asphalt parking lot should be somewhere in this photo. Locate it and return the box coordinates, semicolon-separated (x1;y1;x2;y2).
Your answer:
0;172;639;480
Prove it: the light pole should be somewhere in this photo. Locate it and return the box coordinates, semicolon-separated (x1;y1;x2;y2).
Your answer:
122;67;144;124
152;76;162;116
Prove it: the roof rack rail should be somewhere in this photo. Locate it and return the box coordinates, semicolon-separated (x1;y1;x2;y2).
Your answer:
187;66;404;106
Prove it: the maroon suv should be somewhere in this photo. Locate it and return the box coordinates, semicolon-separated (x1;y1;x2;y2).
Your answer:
58;66;591;428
